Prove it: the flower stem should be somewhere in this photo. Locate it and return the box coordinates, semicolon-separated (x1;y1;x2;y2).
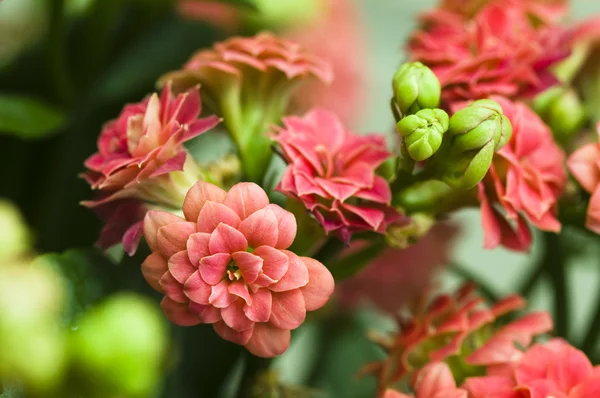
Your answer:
236;352;271;398
543;232;569;338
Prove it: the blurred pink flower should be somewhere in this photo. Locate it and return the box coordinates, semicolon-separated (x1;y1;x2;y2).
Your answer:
339;223;458;314
274;108;400;243
383;362;468;398
141;181;334;357
479;96;566;251
409;2;570;108
364;285;552;394
82;85;220;253
463;339;600;398
176;1;240;32
438;0;568;25
567;124;600;234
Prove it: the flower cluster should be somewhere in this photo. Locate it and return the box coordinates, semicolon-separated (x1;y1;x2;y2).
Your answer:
274;109;401;243
141;181;334;357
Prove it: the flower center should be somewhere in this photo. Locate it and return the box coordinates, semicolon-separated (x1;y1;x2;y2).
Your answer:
226;260;242;281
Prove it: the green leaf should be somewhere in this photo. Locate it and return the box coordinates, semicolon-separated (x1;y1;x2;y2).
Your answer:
0;95;66;140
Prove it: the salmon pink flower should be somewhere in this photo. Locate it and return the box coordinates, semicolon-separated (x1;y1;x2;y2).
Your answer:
567;124;600;234
161;32;332;182
383;362;468;398
141;181;334;357
273;108;401;243
438;0;568;25
462;339;600;398
479;96;566;251
82;85;220;254
363;285;552;394
408;2;570;109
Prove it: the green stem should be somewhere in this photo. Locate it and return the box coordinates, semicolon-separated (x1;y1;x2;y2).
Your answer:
543;232;569;338
46;0;75;105
449;262;499;303
236;352;271;398
314;238;346;267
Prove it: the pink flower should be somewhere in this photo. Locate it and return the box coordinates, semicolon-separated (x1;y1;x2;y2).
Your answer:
438;0;568;25
176;1;240;32
383;362;468;398
363;285;552;393
141;181;334;357
408;2;570;109
82;85;220;253
463;339;600;398
567;124;600;234
286;0;367;126
339;223;458;314
479;96;566;251
273;108;400;243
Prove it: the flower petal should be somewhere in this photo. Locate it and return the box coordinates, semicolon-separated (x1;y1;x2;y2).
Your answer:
238;208;279;248
199;252;231;285
197;200;241;233
188;302;221;324
244;288;272;323
231;252;263;284
208;223;248;254
265;204;297;249
254;246;289;282
221;300;255;331
269;289;306;330
157;221;197;258
269;250;309;292
186;232;211;266
144;211;186;252
299;257;334;311
209;280;237;308
183;271;212;305
245;323;290;358
161;297;200;326
141;252;168;292
223;182;270;220
169;250;197;284
159;272;187;303
183;181;227;222
228;280;252;305
213;320;253;345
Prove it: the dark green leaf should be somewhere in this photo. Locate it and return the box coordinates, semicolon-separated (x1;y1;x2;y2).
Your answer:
0;95;66;140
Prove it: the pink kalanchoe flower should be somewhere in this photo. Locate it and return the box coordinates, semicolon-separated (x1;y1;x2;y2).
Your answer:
82;84;220;254
383;362;468;398
567;124;600;234
438;0;568;25
364;284;552;394
409;2;570;109
273;108;400;243
141;181;334;357
462;339;600;398
478;96;566;251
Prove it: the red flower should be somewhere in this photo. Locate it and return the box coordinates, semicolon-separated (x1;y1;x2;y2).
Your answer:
273;108;400;243
408;2;570;109
479;96;566;251
82;85;220;254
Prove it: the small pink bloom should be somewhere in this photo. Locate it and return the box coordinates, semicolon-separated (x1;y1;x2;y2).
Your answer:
339;223;458;314
568;125;600;234
141;181;334;357
82;85;220;253
273;108;401;243
382;362;468;398
364;285;552;393
409;2;570;108
479;96;566;251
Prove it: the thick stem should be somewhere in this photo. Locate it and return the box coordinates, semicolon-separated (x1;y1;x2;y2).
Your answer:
236;352;272;398
543;232;569;338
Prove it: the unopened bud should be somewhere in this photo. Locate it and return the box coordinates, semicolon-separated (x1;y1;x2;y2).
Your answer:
397;108;448;161
392;62;441;116
534;86;586;145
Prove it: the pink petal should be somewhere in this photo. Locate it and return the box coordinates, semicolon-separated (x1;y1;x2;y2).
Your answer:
221;300;255;331
197;200;241;233
186;232;211;266
188;302;221;324
461;376;517;398
570;377;600;398
208;223;248;254
159;272;187;303
586;187;600;234
199;252;231;285
265;204;297;249
270;251;309;292
183;181;227;222
183;271;212;305
299;257;334;311
161;297;201;326
157;221;197;258
547;345;593;391
123;221;144;256
209;280;237;308
245;323;290;358
231;252;263;284
228;281;252;305
415;362;460;396
213;320;253;345
223;182;270;220
567;143;600;193
149;151;186;177
143;211;186;252
254;246;289;282
141;252;168;292
238;208;279;248
244;288;272;323
168;250;197;284
382;390;411;398
269;289;306;330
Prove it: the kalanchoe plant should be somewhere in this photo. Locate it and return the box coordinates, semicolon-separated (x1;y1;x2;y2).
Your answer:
396;108;449;162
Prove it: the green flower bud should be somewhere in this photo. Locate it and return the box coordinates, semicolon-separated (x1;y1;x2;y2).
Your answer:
533;86;587;146
392;62;441;116
0;200;31;261
393;179;453;214
71;294;168;398
396;108;449;161
441;99;512;190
